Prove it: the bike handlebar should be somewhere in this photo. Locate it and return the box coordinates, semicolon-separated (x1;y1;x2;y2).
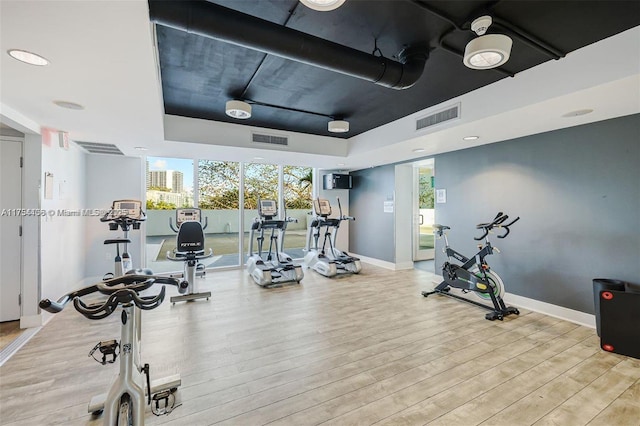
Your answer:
474;213;520;240
100;210;147;223
73;286;166;320
39;275;180;316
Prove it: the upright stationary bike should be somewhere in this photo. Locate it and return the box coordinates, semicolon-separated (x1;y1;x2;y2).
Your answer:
100;200;151;279
40;275;184;425
166;208;213;303
422;212;520;321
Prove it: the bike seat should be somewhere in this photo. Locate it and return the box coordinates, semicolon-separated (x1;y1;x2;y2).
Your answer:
433;224;450;232
104;238;131;245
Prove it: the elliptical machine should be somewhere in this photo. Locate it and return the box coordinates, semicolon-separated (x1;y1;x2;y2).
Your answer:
39;275;184;424
303;198;361;277
166;208;213;303
422;212;520;321
100;200;152;279
246;199;304;287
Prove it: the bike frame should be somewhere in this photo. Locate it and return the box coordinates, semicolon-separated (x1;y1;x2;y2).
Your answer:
90;303;145;424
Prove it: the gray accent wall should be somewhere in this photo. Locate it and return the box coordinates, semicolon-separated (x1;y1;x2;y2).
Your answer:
434;114;640;314
350;164;396;262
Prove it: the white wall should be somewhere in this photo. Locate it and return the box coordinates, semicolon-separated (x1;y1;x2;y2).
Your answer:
84;155;143;279
394;164;413;268
40;140;87;312
20;134;42;327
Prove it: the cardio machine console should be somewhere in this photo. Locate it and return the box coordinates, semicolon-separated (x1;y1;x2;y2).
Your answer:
176;208;201;226
110;200;143;220
313;199;332;217
259;199;278;219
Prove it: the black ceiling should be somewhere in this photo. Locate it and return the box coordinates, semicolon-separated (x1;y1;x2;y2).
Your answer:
150;0;640;138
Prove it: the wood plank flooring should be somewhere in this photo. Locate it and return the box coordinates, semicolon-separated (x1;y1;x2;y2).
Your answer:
1;265;639;425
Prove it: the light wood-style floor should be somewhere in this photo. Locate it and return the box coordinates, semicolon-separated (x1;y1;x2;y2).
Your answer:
0;322;23;353
1;265;639;425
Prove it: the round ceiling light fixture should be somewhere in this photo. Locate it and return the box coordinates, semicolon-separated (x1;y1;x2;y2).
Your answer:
412;148;425;153
562;109;594;118
53;100;84;110
328;120;349;133
299;0;346;11
7;49;49;66
463;16;512;70
463;135;480;140
225;100;252;119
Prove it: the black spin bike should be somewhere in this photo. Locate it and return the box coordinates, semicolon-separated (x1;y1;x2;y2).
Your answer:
422;212;520;321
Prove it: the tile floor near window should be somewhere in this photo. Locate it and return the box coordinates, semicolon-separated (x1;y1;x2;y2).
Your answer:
1;265;639;425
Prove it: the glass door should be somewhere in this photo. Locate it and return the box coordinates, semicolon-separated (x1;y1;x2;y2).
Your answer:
413;161;435;261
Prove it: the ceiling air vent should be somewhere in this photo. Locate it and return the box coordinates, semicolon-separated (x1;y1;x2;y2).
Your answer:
74;141;124;155
252;133;288;146
416;103;460;131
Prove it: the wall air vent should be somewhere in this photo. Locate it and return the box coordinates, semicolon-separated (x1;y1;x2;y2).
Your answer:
252;133;288;146
416;103;460;131
74;141;124;155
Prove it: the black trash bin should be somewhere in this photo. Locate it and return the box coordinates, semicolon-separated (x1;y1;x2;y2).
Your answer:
592;278;626;337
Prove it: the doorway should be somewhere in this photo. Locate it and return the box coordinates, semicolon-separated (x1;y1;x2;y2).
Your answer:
413;160;435;261
1;138;23;323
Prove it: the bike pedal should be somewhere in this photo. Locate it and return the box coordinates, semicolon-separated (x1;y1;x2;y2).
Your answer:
151;389;178;416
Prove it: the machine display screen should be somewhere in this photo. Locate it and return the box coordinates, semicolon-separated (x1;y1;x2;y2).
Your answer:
260;200;277;216
314;199;331;215
176;208;201;225
112;200;142;219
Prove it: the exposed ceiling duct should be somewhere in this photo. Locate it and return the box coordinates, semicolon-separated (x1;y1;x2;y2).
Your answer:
148;0;429;90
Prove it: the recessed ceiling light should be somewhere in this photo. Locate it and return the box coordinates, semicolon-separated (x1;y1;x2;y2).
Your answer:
53;100;84;110
328;120;349;133
463;136;479;140
562;109;594;118
412;148;425;153
7;49;49;66
337;163;345;166
226;100;252;119
134;146;148;151
253;156;264;160
299;0;346;11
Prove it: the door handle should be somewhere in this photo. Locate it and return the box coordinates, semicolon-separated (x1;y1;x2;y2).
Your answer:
419;214;424;225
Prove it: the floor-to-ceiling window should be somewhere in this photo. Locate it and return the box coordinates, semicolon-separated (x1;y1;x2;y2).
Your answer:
283;165;313;259
198;160;241;268
145;156;194;273
145;157;315;270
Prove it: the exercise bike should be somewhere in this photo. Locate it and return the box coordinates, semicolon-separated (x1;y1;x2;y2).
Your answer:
166;208;213;303
100;200;152;279
303;198;361;277
39;275;184;425
246;199;304;287
422;212;520;321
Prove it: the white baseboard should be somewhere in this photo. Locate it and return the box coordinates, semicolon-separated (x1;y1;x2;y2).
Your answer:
352;254;414;271
359;266;596;327
20;314;42;328
504;293;596;329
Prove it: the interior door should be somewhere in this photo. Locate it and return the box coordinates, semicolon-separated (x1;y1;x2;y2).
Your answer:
1;139;23;322
413;162;435;261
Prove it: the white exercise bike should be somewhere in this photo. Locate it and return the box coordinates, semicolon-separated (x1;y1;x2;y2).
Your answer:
40;275;184;425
